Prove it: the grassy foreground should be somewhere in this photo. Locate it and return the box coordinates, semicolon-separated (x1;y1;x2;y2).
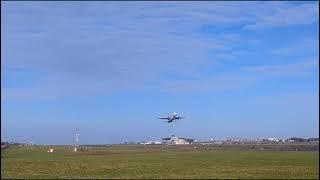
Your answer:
1;145;319;179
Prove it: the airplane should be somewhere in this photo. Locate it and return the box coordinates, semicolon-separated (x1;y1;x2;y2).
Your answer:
158;112;184;123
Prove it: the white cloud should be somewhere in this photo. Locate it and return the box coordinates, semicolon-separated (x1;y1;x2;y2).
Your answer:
159;59;318;94
271;38;319;56
160;72;258;94
244;3;319;29
247;60;318;76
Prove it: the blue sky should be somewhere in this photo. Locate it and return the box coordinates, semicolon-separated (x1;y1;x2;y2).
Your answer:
1;1;319;144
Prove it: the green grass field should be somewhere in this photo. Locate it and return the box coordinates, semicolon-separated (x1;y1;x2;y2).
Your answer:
1;145;319;179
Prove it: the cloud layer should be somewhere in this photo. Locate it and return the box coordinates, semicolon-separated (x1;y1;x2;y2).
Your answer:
2;1;319;101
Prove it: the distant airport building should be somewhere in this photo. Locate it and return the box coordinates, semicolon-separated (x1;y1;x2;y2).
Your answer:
162;136;194;145
256;138;282;144
140;141;162;145
307;138;319;143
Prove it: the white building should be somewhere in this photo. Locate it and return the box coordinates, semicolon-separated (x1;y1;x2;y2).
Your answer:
141;141;162;145
162;136;194;145
267;138;279;142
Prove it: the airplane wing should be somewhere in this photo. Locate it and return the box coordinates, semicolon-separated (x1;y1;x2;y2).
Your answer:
158;117;169;120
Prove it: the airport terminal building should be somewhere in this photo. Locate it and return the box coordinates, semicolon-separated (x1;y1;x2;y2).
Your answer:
162;136;194;145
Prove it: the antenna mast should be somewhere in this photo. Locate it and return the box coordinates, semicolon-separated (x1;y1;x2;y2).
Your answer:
75;129;79;147
73;129;79;152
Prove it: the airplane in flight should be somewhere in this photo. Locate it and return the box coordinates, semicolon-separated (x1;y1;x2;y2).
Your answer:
158;112;184;123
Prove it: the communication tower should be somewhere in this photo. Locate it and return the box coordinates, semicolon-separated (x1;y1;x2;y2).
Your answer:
73;129;79;152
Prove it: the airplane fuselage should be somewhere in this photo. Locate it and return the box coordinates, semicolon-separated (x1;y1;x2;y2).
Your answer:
159;113;183;123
